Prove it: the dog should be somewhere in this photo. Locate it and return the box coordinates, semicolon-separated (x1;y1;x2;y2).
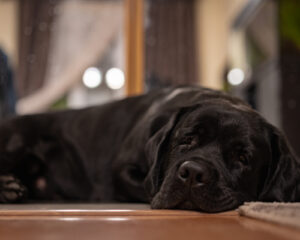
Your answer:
0;86;299;212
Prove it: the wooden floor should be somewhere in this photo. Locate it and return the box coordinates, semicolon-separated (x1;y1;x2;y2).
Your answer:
0;204;299;240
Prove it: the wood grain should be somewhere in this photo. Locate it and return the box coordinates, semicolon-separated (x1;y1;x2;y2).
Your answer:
0;204;299;240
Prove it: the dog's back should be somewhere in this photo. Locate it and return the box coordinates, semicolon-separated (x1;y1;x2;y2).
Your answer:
0;88;173;202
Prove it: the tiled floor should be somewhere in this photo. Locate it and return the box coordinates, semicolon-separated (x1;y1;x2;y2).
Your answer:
0;204;299;240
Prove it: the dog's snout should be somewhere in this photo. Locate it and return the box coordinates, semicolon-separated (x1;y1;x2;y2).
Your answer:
177;161;209;187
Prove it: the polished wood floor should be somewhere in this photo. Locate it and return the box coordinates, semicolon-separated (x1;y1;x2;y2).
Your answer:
0;204;299;240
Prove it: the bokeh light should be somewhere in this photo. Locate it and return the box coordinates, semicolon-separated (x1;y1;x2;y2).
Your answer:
227;68;245;86
105;68;125;90
82;67;102;88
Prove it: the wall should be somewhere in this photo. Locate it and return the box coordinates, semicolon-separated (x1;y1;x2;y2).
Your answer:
0;0;18;66
195;0;247;89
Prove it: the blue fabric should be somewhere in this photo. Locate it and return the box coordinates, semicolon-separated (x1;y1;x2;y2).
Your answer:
0;48;16;118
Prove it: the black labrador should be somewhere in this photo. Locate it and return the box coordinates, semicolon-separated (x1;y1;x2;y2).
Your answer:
0;86;299;212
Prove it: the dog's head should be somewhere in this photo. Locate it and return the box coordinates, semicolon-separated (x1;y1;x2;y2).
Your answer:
144;99;300;212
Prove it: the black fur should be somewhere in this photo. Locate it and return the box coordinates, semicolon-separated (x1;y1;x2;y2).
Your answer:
0;86;299;212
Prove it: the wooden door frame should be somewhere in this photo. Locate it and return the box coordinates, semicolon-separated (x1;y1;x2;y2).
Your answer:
125;0;144;96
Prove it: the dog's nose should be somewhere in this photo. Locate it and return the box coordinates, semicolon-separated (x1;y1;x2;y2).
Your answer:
177;161;208;186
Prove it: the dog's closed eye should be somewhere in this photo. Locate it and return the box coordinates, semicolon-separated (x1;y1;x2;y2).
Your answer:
226;150;249;169
238;154;248;165
179;135;197;146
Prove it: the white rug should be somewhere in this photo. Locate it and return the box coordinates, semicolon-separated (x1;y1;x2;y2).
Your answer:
239;202;300;229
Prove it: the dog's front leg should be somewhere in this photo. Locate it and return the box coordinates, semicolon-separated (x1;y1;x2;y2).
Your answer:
0;119;31;203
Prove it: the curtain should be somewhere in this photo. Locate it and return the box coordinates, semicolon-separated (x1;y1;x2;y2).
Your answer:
145;0;197;90
280;0;300;156
17;0;57;98
16;1;123;114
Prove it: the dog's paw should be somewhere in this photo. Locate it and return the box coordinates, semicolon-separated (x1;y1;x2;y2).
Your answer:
0;175;27;203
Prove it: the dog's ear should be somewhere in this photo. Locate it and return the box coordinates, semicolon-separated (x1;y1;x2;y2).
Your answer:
144;109;182;198
259;124;300;201
112;108;183;202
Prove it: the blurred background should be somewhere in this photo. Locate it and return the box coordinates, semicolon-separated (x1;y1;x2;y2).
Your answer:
0;0;299;155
